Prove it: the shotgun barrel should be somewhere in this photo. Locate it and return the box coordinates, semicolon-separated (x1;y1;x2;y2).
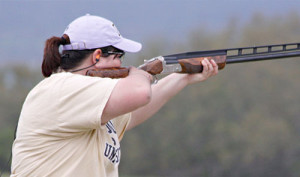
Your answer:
163;43;300;64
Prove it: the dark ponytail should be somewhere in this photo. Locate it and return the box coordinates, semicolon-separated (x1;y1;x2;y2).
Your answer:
42;34;95;77
42;34;70;77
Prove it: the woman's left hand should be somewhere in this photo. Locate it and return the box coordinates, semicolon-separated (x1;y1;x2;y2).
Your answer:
184;58;219;85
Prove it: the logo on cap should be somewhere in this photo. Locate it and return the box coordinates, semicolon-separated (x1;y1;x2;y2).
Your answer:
112;24;121;37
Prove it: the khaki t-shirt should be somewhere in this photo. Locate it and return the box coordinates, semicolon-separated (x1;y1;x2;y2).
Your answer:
11;72;131;177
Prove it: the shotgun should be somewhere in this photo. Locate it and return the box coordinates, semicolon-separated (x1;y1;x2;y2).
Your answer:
86;43;300;78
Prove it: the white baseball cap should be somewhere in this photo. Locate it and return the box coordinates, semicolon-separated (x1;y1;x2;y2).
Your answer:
62;14;142;53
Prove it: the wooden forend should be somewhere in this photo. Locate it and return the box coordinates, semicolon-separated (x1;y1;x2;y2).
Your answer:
178;55;226;73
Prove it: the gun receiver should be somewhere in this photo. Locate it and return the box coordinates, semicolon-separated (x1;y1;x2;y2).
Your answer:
87;43;300;78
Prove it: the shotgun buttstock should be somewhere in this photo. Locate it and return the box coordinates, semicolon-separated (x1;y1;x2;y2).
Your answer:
86;67;129;78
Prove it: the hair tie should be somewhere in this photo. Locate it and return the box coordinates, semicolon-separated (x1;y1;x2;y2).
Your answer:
61;36;67;45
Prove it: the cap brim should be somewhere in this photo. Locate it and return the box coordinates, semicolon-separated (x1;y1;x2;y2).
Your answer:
113;38;142;53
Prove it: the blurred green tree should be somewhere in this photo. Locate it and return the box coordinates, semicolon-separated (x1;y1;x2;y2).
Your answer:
120;12;300;177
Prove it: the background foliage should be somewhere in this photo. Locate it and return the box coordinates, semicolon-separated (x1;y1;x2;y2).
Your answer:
1;12;300;177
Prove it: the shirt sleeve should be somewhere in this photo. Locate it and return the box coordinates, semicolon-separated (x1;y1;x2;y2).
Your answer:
56;74;119;131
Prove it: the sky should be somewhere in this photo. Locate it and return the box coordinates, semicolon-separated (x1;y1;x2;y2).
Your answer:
0;0;300;66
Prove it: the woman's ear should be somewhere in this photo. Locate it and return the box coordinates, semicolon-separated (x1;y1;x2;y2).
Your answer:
92;49;102;64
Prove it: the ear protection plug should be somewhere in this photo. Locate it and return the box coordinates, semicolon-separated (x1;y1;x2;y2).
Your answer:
96;54;100;62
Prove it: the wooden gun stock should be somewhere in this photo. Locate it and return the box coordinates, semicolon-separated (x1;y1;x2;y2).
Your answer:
86;67;130;78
